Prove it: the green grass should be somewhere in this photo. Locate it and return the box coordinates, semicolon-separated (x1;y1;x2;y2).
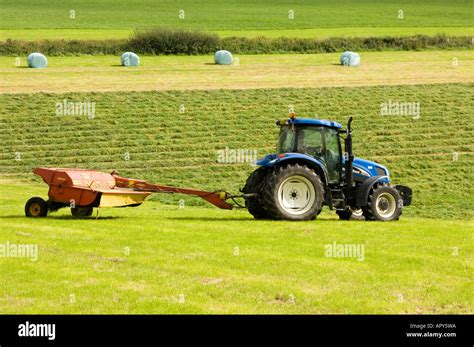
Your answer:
0;182;472;314
1;51;473;94
3;27;474;42
1;83;473;220
0;29;133;42
218;27;474;39
1;0;473;40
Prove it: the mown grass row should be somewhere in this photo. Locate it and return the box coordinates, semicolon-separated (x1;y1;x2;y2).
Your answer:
1;83;473;219
1;29;472;56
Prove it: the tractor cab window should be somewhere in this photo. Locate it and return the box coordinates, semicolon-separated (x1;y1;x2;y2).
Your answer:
297;127;324;159
278;126;296;153
323;128;342;182
278;126;324;157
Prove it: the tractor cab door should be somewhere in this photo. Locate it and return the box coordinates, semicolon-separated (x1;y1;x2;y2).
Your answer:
322;127;342;183
297;126;341;183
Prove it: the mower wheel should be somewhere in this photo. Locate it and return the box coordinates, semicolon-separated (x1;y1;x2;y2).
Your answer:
363;184;402;221
261;164;324;221
71;207;94;218
25;197;48;217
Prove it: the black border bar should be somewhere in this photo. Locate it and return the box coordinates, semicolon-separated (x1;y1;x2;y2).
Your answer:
0;314;472;346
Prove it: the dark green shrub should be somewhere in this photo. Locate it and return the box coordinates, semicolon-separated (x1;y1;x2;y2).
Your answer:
128;28;219;55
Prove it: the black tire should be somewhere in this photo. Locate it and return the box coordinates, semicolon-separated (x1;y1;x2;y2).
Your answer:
71;207;94;218
260;164;324;221
25;197;48;217
336;208;365;221
362;184;402;221
242;167;272;219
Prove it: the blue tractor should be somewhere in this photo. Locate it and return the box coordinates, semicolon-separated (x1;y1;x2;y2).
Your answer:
242;114;412;221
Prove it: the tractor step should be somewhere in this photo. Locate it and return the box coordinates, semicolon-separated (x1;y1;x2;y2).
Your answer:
329;188;346;209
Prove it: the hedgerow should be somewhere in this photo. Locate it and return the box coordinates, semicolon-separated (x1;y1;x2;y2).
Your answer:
0;29;471;56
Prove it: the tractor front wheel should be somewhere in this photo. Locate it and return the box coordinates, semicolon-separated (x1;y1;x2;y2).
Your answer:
25;197;48;217
362;185;402;221
261;164;324;221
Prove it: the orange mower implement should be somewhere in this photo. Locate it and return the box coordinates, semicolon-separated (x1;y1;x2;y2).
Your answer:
25;167;238;218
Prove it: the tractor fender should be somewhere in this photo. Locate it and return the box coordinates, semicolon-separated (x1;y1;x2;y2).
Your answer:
260;153;329;185
395;185;413;206
356;175;389;207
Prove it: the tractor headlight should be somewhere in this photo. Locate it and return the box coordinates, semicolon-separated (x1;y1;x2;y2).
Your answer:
353;167;370;177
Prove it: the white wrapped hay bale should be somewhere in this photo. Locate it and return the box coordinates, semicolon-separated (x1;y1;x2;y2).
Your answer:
121;52;140;67
340;51;360;67
214;50;233;65
27;53;48;68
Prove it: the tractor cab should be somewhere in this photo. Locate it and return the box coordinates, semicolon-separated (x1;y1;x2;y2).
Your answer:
276;116;343;183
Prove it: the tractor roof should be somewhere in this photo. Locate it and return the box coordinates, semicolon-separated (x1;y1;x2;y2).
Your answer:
287;118;342;129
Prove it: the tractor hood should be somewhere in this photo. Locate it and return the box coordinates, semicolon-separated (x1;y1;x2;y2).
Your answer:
351;157;390;178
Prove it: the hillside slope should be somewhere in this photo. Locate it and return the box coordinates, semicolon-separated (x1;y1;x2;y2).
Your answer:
1;83;472;219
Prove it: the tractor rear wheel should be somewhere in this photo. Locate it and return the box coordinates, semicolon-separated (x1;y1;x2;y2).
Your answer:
261;164;324;221
71;207;94;218
242;167;271;219
25;197;48;217
362;184;402;221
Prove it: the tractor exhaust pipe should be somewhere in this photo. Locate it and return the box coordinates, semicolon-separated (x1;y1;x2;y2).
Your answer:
345;117;354;188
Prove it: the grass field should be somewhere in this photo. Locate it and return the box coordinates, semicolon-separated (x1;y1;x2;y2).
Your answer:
0;182;472;314
3;27;474;42
1;83;473;220
1;0;473;41
1;51;473;94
